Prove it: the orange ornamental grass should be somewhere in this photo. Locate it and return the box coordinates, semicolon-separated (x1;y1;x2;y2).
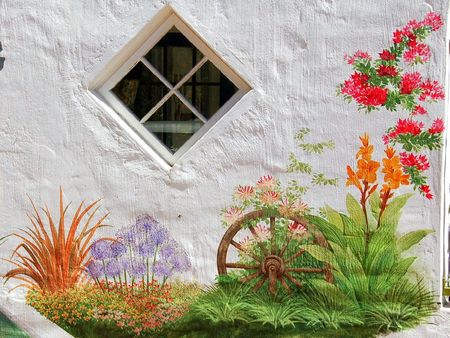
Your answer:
3;188;109;293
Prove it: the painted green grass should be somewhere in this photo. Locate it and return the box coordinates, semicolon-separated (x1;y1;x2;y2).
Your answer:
0;312;30;338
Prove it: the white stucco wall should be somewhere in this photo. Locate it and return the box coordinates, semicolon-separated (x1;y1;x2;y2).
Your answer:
0;0;448;298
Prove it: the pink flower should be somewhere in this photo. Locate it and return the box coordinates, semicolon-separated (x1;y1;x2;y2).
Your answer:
288;221;307;239
344;50;372;65
400;72;422;95
428;118;445;134
234;185;255;201
239;236;254;252
256;175;276;191
412;105;427;116
419;80;445;102
420;185;433;200
421;12;443;31
260;191;281;205
254;223;271;242
223;207;243;225
399;152;430;171
403;43;431;65
292;200;309;213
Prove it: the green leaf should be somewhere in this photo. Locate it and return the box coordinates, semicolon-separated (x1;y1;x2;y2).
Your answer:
324;205;344;232
397;229;433;252
287;154;312;174
379;193;413;230
302;244;335;266
305;214;346;247
311;173;338;186
369;191;381;220
346;193;366;228
341;214;364;237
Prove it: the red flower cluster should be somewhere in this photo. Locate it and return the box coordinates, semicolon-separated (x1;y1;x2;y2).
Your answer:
384;119;424;144
428;118;445;134
399;72;422;95
419;80;445;102
344;50;372;65
399;152;430;171
393;12;444;44
412;105;427;116
403;43;431;64
420;185;433;200
341;72;388;107
379;49;396;61
377;65;398;77
422;11;444;31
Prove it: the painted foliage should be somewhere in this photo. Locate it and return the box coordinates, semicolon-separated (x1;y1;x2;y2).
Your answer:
0;10;446;338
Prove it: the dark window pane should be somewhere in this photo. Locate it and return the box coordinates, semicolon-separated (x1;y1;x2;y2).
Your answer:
111;62;168;120
143;95;203;153
145;27;203;85
179;61;238;119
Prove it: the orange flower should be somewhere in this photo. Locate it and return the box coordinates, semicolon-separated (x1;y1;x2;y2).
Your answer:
346;165;362;190
356;133;374;161
356;159;380;183
381;146;409;191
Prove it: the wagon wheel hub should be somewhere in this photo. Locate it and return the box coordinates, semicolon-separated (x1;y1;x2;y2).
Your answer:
262;255;284;277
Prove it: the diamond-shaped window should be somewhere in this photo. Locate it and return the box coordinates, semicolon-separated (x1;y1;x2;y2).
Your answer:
95;7;250;165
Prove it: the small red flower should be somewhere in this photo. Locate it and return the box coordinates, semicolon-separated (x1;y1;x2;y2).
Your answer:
421;12;444;31
419;80;445;102
344;50;372;65
355;86;388;106
385;118;424;143
412;105;427;116
399;152;430;171
379;49;396;61
377;65;398;77
428;118;445;134
403;43;431;65
400;72;422;95
420;185;433;199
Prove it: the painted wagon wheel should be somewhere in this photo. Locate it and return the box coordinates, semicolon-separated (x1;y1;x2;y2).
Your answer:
217;210;333;295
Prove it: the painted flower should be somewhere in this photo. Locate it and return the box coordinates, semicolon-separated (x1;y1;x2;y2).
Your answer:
137;241;155;256
288;221;307;239
344;50;371;65
400;152;430;171
428;118;445;134
292;200;309;213
377;65;398;77
355;133;374;161
223;207;244;225
346;166;362;191
110;241;127;258
238;236;254;252
136;214;160;232
385;118;424;143
419;80;445;102
234;185;255;201
256;175;276;191
412;105;427;116
151;228;169;246
87;261;103;279
260;191;281;205
422;12;444;31
403;43;431;65
90;239;114;260
254;223;271;242
105;260;121;277
170;253;191;272
379;49;396;61
129;261;146;278
399;72;422;95
355;86;388;107
420;185;433;199
153;261;172;278
382;147;410;191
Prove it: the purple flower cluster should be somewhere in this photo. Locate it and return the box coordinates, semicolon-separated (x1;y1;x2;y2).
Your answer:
87;214;191;288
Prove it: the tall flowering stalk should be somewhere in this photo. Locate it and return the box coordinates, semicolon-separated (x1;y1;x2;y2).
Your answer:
347;135;411;253
87;215;191;294
338;12;445;199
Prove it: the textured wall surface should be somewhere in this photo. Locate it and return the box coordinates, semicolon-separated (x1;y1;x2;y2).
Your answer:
0;0;448;297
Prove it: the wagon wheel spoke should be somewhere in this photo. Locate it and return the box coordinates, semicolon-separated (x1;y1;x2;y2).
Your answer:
284;272;302;288
248;226;269;257
240;271;262;283
286;267;324;273
253;276;267;292
285;248;305;264
278;232;293;258
270;216;276;254
225;262;260;270
230;240;262;263
279;276;292;293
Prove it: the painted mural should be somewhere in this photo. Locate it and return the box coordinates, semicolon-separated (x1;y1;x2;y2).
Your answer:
1;11;446;338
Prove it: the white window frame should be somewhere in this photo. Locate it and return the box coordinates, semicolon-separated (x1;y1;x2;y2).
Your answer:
90;6;251;165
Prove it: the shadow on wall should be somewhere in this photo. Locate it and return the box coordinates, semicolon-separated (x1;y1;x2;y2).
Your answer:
0;42;5;71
